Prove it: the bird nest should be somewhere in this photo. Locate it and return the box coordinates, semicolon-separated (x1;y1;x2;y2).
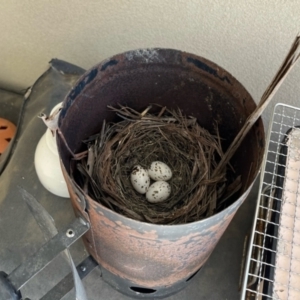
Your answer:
74;105;241;225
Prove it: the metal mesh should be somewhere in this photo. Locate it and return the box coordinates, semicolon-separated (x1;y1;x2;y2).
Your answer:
241;103;300;300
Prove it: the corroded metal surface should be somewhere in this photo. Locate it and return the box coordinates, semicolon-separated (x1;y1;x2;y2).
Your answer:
63;164;253;289
57;48;265;295
84;185;250;287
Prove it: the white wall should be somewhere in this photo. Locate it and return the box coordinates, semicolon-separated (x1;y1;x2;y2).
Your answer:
1;0;300;128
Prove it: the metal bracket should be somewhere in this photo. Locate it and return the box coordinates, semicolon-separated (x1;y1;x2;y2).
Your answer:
7;217;89;292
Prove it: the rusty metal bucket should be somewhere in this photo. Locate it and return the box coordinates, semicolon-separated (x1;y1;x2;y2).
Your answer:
57;49;265;298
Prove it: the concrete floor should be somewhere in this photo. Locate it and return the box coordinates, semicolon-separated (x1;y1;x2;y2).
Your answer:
0;80;260;300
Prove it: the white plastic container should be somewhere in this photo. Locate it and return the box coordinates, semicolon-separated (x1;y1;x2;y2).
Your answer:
34;103;69;198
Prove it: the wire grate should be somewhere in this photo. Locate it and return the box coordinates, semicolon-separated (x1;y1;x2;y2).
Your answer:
241;103;300;300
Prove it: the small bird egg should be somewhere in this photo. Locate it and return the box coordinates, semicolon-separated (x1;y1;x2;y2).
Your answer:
146;181;171;203
148;161;172;181
130;165;150;194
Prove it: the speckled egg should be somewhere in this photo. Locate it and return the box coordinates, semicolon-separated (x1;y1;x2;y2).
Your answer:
130;165;150;194
146;180;171;203
148;161;172;181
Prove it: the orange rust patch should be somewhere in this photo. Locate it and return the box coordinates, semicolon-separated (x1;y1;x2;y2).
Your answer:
82;196;236;287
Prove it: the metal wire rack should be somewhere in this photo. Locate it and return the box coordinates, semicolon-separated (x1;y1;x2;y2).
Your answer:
241;103;300;300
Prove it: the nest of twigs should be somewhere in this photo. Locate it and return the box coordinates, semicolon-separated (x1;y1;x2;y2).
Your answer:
74;105;241;225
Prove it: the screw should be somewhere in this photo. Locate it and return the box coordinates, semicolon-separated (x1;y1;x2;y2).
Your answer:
66;229;75;238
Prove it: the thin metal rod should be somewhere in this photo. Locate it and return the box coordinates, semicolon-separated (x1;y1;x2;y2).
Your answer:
40;255;98;300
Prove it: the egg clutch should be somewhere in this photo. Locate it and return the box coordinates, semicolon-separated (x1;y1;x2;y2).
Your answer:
74;104;241;225
130;162;172;203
